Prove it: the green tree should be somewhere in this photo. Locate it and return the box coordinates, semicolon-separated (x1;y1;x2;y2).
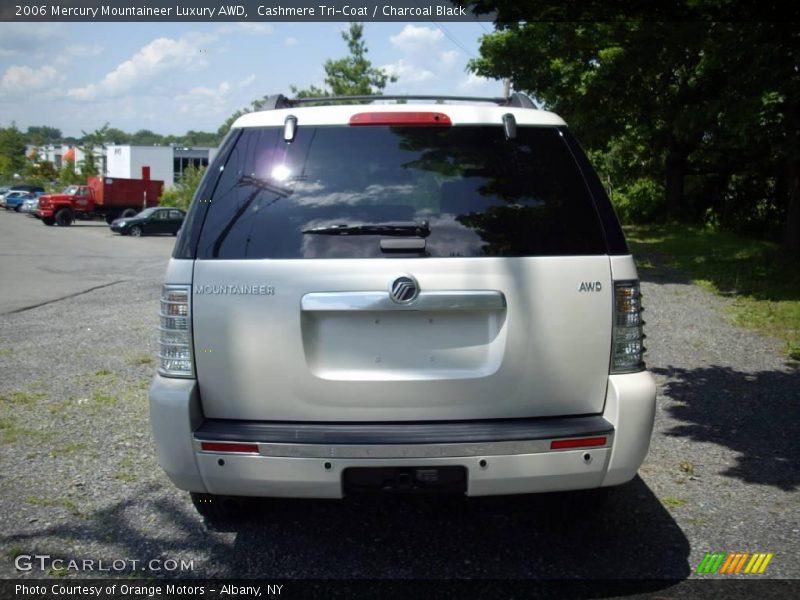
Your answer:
464;7;799;252
25;126;62;145
159;165;205;210
217;96;272;137
129;129;164;146
103;128;130;144
37;159;58;183
0;124;27;182
292;23;396;97
78;123;109;178
177;130;222;147
58;157;82;185
23;147;53;186
219;24;395;135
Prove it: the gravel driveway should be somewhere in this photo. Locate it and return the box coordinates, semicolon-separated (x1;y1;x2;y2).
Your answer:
0;210;797;587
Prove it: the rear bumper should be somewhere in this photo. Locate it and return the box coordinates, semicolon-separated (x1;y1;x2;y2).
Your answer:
149;371;655;497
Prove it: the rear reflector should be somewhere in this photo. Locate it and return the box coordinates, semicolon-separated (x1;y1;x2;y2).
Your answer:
550;437;607;450
349;112;452;127
200;442;259;454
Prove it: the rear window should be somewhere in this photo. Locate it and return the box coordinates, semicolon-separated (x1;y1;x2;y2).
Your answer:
195;125;606;259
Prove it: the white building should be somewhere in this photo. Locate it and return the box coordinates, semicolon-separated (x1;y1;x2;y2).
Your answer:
106;146;172;184
33;144;218;188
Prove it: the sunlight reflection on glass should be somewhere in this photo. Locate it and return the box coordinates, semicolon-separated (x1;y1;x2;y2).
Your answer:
271;164;291;181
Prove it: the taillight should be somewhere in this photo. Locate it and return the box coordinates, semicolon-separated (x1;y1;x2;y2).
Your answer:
158;285;193;378
611;281;645;373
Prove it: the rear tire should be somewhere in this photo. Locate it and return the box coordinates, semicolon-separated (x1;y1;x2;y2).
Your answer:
129;225;142;237
120;208;138;219
14;205;21;212
190;492;247;522
55;208;73;227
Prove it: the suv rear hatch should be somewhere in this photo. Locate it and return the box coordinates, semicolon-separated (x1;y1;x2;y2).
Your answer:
189;113;614;422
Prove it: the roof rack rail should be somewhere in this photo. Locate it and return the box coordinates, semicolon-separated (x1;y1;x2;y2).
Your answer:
258;94;293;110
256;92;537;111
508;92;536;108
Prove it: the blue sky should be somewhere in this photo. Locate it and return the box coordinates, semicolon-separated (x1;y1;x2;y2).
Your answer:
0;21;499;137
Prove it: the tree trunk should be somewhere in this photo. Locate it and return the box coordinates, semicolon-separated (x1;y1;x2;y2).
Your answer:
782;108;799;255
664;150;688;218
782;172;800;255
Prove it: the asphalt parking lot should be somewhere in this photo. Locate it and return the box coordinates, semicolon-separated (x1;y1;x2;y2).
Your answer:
0;208;797;590
0;214;174;314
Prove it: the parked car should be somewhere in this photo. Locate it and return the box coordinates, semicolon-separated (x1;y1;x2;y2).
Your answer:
2;191;34;211
21;196;39;214
9;184;45;195
109;207;185;236
149;93;656;521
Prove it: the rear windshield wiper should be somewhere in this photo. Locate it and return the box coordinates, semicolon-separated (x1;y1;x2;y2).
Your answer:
302;221;430;237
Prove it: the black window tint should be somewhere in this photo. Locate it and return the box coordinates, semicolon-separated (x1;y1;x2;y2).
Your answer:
196;126;607;259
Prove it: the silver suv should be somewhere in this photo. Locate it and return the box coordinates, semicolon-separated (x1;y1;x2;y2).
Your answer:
149;93;656;519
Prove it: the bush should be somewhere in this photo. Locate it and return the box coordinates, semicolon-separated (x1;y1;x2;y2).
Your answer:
160;165;205;211
609;177;664;225
710;174;786;240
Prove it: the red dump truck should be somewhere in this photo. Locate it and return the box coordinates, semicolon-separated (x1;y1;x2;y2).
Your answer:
37;167;163;226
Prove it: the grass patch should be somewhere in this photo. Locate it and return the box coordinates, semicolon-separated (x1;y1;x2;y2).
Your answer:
93;368;113;376
60;499;82;517
112;457;139;482
89;391;117;407
0;390;46;406
0;416;53;445
0;348;13;357
26;496;82;517
128;355;154;366
5;545;24;559
48;566;69;578
626;224;800;359
51;442;88;458
0;416;20;444
48;399;71;416
26;496;59;508
661;496;687;509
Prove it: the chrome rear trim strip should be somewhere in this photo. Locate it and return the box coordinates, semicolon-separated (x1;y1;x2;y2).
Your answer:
194;436;613;459
301;290;507;312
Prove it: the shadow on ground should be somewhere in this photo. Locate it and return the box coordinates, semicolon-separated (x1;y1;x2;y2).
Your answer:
654;365;800;491
6;477;689;588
